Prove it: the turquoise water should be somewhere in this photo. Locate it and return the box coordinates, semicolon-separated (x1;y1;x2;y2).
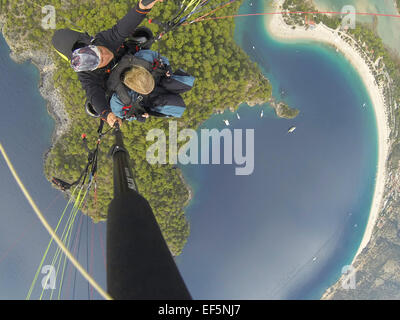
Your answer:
176;0;378;299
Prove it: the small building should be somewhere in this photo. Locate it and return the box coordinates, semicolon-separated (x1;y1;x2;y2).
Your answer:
305;15;316;30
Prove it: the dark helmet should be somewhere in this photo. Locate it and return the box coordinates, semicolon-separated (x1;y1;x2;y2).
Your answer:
52;28;93;61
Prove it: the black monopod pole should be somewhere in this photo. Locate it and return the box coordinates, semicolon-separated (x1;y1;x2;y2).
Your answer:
106;122;192;300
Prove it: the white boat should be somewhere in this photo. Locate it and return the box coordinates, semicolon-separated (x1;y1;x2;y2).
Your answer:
312;257;317;262
223;119;230;126
252;45;255;49
362;103;366;108
236;113;240;120
288;126;296;133
260;110;264;118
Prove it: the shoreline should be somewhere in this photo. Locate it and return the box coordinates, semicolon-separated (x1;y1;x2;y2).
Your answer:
266;0;390;266
7;50;70;147
0;22;70;158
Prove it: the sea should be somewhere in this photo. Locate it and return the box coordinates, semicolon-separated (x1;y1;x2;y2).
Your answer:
175;0;381;299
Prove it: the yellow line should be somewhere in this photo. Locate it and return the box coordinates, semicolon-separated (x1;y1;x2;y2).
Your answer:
26;185;78;300
0;143;112;300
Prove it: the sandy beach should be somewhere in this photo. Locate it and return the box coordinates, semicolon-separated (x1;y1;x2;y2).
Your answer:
266;0;390;265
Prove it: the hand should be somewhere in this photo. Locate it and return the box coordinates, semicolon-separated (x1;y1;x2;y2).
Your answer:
106;112;123;128
165;70;171;78
143;113;149;118
138;0;163;10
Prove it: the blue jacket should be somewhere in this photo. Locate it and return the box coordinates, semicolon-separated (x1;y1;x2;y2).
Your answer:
110;50;195;121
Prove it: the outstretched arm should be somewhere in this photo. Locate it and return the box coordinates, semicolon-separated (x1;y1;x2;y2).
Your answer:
95;0;163;50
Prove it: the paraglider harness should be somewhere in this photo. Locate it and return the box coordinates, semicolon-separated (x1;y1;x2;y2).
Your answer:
84;26;160;118
86;0;216;119
55;0;236;118
105;50;172;120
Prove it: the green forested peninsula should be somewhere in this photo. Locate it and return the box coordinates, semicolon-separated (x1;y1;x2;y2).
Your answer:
0;0;272;255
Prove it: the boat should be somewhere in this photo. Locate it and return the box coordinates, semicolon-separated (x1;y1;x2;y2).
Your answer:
260;110;264;118
312;257;317;262
236;113;240;120
223;119;230;126
362;103;366;108
288;126;296;133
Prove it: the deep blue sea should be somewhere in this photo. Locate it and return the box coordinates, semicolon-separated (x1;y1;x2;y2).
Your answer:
0;34;106;300
176;0;378;299
0;0;379;300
